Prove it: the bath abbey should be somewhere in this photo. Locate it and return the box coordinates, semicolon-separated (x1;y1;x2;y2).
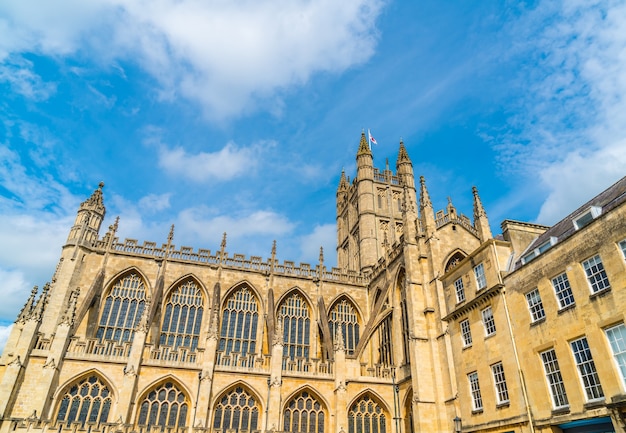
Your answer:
1;132;625;433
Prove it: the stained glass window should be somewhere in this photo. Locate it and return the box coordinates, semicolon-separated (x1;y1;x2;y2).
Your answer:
213;386;260;431
279;293;311;361
284;390;325;433
160;280;204;351
329;299;360;355
348;395;386;433
56;375;112;425
137;382;188;427
219;286;259;356
96;273;146;344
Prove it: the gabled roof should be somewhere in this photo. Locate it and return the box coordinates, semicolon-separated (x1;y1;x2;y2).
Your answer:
515;175;626;269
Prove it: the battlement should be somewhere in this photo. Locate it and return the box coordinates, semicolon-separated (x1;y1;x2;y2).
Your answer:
91;238;368;285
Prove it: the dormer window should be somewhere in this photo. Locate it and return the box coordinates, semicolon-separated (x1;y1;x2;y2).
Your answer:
573;206;602;230
521;237;557;264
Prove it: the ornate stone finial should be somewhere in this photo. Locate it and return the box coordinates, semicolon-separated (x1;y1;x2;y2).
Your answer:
402;185;415;214
16;286;38;323
338;169;349;191
271;240;277;260
385;158;390;171
137;299;152;333
419;176;432;208
31;282;50;322
357;131;372;156
221;232;227;250
272;317;284;346
472;186;487;219
60;288;80;326
167;224;175;246
79;183;105;212
396;139;411;165
319;247;324;267
334;325;345;352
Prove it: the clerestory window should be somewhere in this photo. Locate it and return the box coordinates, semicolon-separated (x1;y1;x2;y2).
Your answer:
220;286;259;357
329;298;360;356
160;279;204;351
96;273;146;344
279;292;311;361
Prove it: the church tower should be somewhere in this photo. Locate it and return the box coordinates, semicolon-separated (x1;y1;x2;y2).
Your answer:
66;182;106;245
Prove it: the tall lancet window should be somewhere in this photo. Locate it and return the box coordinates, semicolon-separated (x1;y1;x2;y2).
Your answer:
377;315;393;367
160;279;204;351
219;286;259;356
97;273;146;344
279;292;311;360
329;299;360;355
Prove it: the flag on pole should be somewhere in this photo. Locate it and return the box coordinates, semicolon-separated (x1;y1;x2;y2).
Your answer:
368;129;378;146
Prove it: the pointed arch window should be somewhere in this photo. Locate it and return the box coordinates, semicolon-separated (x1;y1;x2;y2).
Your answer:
348;395;387;433
377;315;393;367
213;386;260;431
219;286;259;356
137;381;189;428
160;279;204;351
56;375;112;425
279;292;311;360
284;390;325;433
329;299;360;355
97;273;146;344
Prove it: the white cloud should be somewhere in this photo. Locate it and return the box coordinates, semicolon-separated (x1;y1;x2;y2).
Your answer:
138;193;171;214
298;224;336;266
156;141;272;182
0;56;56;101
491;0;626;223
0;0;385;120
0;324;14;354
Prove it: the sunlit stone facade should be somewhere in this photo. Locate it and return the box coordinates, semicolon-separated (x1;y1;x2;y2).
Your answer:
1;132;625;433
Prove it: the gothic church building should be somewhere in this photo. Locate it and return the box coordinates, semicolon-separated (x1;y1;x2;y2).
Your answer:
1;132;625;433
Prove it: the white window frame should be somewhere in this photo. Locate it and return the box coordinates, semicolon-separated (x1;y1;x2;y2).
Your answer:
526;288;546;323
605;323;626;389
521;237;557;264
460;319;472;347
570;337;604;401
468;371;483;411
540;348;569;409
491;362;510;405
474;263;487;290
619;239;626;260
573;206;601;230
454;277;465;303
582;255;611;294
481;306;496;337
551;273;575;309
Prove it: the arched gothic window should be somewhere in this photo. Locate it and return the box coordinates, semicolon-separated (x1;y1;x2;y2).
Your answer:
283;390;325;433
97;273;146;344
160;279;204;351
329;299;360;355
137;382;188;428
56;375;112;425
348;395;387;433
445;251;466;273
213;386;260;431
279;293;310;360
219;286;259;356
377;315;393;366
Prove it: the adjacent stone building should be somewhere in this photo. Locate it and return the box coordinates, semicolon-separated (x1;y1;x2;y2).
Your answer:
1;132;625;433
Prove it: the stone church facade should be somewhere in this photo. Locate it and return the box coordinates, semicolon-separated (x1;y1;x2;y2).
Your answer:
1;132;625;433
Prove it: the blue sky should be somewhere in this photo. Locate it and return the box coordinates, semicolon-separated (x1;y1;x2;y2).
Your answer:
1;0;626;349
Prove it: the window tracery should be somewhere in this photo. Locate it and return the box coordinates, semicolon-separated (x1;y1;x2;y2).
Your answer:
213;386;260;431
279;292;311;361
56;375;112;425
377;315;393;366
96;273;146;344
348;395;387;433
137;381;188;428
329;299;359;355
283;390;325;433
219;286;259;356
160;279;204;351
